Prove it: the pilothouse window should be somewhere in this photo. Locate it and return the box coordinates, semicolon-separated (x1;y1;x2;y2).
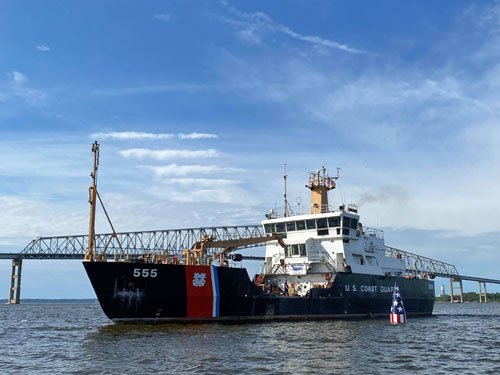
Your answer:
264;224;275;234
342;216;358;230
343;216;351;228
286;221;296;232
328;216;340;227
306;220;316;229
350;219;358;230
316;218;327;229
276;223;286;233
296;220;306;230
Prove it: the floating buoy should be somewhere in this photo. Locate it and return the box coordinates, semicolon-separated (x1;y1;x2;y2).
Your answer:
390;284;406;324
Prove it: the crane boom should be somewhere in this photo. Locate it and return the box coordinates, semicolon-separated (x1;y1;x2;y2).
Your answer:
192;233;285;251
183;233;285;265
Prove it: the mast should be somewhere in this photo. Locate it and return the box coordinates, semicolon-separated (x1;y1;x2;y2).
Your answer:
306;166;339;214
85;141;99;262
283;164;288;217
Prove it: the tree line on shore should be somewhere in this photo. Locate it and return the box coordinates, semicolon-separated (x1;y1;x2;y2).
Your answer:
436;292;500;302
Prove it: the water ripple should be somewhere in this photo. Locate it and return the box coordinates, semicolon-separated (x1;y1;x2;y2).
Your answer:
1;303;500;374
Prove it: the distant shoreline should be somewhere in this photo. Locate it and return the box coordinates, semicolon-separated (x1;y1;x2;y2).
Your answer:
436;292;500;303
1;299;97;304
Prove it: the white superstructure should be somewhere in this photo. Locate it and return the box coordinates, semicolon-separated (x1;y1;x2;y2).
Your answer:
259;167;406;296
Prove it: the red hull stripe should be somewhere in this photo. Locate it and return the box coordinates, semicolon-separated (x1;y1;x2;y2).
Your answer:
185;265;214;318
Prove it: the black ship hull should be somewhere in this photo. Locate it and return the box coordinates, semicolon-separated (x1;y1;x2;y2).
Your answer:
83;262;435;322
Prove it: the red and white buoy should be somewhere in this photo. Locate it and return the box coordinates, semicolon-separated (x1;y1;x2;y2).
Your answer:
390;284;406;324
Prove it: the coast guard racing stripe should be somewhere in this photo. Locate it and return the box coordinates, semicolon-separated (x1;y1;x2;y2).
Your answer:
185;265;220;318
210;265;220;317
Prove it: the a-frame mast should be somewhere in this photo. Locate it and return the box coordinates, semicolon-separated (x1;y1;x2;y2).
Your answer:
85;141;99;262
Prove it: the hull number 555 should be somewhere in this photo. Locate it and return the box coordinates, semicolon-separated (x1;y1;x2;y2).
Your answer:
133;268;158;278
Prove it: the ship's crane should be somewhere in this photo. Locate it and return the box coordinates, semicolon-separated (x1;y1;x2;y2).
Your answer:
183;233;285;266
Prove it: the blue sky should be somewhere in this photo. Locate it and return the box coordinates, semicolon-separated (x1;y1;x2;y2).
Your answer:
1;0;500;298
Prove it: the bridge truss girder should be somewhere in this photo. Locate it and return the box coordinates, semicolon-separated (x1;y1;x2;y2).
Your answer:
20;225;265;259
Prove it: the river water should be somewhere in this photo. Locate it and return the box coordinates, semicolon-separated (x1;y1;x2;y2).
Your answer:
0;302;499;374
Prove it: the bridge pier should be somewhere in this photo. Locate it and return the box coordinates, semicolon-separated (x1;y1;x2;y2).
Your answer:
8;259;22;304
450;278;463;303
478;281;487;303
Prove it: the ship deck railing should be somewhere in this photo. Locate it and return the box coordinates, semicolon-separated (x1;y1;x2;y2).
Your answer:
265;252;286;275
385;246;459;276
266;204;336;219
364;227;384;239
308;249;337;273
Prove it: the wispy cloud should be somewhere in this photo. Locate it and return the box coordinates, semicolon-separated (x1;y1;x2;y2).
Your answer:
150;184;253;204
219;51;493;151
146;163;243;176
91;132;175;140
10;71;27;83
0;71;45;105
0;195;87;245
219;1;363;54
178;132;218;139
153;13;172;22
119;148;219;160
36;45;50;52
91;131;218;140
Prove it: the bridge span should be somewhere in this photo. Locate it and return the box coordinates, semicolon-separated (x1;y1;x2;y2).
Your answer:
2;225;499;304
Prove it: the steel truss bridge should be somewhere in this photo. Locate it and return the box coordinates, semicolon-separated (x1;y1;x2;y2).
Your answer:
2;225;500;304
16;225;266;259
